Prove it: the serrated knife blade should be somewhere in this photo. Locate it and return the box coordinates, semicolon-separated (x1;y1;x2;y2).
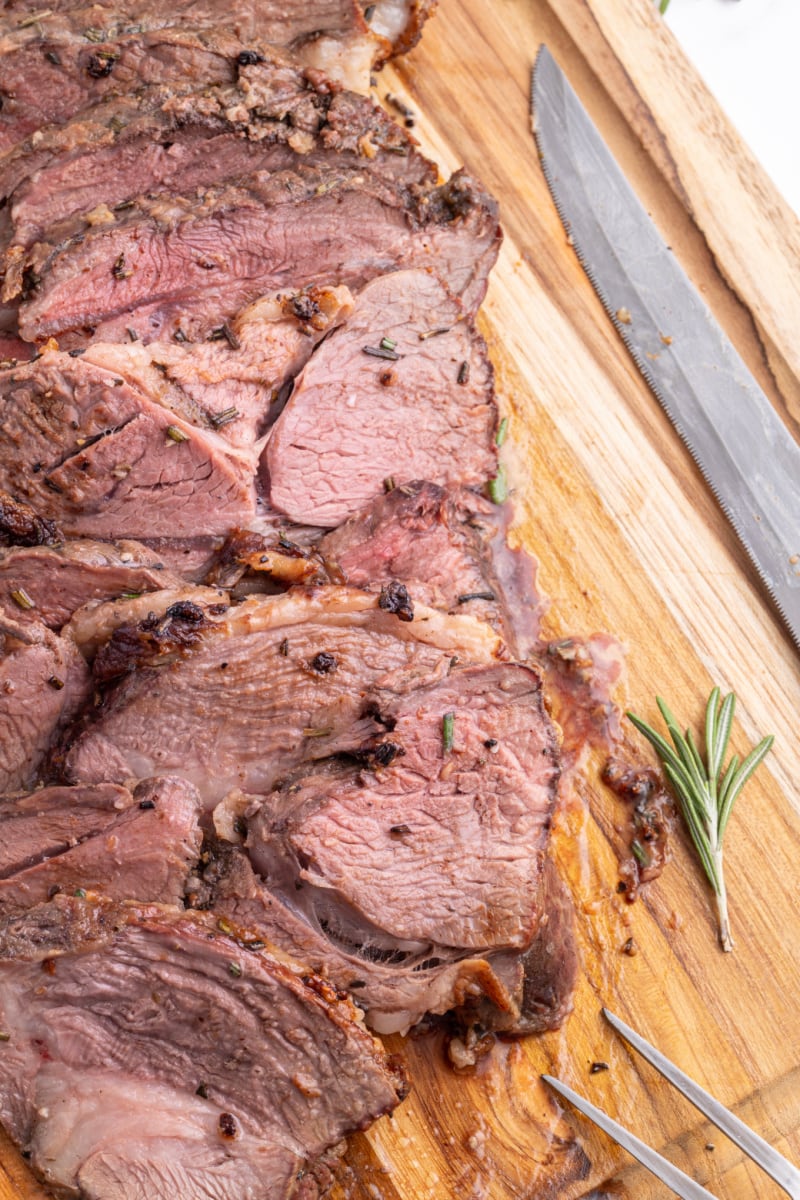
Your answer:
531;44;800;651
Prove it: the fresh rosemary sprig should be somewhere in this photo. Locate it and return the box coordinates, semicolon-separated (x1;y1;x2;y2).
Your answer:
658;0;671;14
627;688;773;952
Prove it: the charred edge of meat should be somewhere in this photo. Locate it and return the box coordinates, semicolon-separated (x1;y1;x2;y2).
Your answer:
418;172;497;227
92;601;210;684
205;531;328;590
0;490;61;548
377;580;413;622
351;739;405;770
205;530;277;587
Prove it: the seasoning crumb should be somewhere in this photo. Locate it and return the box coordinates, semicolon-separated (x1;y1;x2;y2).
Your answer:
363;343;399;361
218;1112;239;1140
616;307;632;324
589;1061;610;1074
621;936;638;957
310;651;337;674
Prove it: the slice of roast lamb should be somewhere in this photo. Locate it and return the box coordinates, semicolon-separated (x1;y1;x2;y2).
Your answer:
197;841;526;1037
319;483;498;612
249;663;560;953
0;538;182;630
0;285;350;541
0;351;259;539
0;616;90;792
319;481;546;656
79;284;353;450
0;0;396;94
0;783;132;879
0;776;202;911
17;168;500;345
1;62;434;298
200;661;563;1034
264;269;498;527
0;894;407;1199
0;24;247;155
63;587;503;806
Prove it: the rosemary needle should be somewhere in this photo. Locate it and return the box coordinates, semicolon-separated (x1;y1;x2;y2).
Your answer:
627;688;773;952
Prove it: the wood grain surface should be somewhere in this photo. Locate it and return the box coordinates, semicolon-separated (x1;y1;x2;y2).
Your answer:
3;1;800;1198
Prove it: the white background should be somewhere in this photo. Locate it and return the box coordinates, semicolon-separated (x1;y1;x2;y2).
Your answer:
664;0;800;216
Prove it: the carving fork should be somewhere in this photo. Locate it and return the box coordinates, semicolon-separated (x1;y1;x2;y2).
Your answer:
543;1008;800;1198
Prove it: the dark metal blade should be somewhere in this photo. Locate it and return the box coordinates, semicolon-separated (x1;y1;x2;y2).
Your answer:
531;44;800;651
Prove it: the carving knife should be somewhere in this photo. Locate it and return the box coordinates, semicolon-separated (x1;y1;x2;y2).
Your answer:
531;45;800;652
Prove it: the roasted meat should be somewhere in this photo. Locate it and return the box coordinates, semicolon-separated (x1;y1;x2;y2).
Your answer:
0;895;407;1198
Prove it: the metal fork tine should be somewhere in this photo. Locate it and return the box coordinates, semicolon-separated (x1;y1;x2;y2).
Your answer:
603;1009;800;1199
542;1074;718;1199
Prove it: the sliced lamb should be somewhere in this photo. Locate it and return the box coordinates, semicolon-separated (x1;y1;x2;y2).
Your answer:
319;480;499;616
63;587;504;805
0;894;407;1199
0;783;131;879
319;483;498;612
0;351;259;539
0;0;364;40
0;24;247;155
83;285;353;448
1;65;435;300
197;841;524;1037
202;661;562;1033
248;663;559;952
0;538;182;630
17;168;501;345
0;0;397;92
0;616;90;792
319;481;545;655
264;270;498;527
0;776;203;911
0;286;351;541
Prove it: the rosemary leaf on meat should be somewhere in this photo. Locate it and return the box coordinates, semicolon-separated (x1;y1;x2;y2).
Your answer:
495;417;509;447
627;688;773;952
442;712;455;755
165;425;189;444
10;588;35;610
487;464;508;505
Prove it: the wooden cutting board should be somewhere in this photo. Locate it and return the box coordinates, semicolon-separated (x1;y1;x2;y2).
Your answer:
2;1;799;1197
